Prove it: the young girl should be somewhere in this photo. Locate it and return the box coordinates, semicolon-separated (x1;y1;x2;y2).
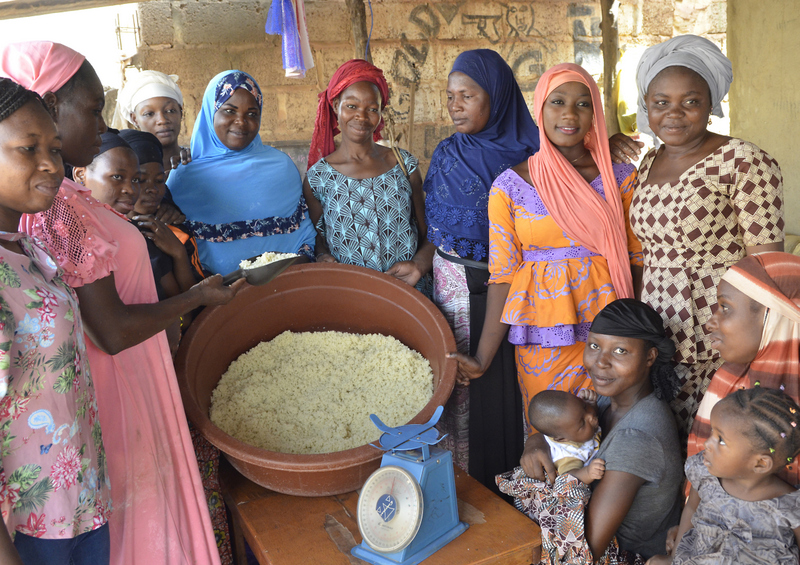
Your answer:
304;59;434;295
0;79;111;565
451;63;643;435
647;387;800;564
72;131;141;217
118;129;202;299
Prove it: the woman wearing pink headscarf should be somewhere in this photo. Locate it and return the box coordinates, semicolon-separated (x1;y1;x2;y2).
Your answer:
0;41;242;565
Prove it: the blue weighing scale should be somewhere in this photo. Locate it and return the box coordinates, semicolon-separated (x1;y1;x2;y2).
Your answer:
351;406;468;565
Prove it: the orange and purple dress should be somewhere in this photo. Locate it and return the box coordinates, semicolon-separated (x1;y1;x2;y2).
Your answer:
488;163;642;434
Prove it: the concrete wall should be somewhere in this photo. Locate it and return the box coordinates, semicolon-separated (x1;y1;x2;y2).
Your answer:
728;0;799;236
133;0;726;173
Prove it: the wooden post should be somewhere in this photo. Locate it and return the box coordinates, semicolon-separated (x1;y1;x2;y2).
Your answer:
344;0;372;63
600;0;620;135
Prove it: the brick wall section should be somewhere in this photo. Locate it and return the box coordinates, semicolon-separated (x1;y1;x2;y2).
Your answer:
134;0;726;173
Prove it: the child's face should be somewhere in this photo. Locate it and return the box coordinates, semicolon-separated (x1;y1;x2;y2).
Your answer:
703;401;763;479
131;97;182;149
554;395;599;444
132;161;167;216
706;280;765;364
80;147;141;215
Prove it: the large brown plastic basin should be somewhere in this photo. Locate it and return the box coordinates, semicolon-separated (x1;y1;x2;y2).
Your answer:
175;263;457;496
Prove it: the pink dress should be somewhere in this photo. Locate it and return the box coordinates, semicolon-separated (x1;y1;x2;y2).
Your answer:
22;179;220;565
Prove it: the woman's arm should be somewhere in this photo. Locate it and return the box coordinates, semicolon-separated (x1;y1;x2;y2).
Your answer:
746;242;784;254
585;470;646;561
75;273;245;355
302;177;336;262
386;169;435;286
0;527;22;565
448;282;510;385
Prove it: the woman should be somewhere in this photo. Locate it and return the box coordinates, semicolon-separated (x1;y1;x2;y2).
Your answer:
518;299;683;562
1;41;244;565
114;70;188;172
687;252;800;488
167;70;316;275
0;79;110;565
423;49;539;485
630;35;784;436
304;59;433;294
452;64;643;437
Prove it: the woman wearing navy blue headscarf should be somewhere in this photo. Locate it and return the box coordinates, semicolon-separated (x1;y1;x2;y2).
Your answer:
426;49;539;495
168;70;316;274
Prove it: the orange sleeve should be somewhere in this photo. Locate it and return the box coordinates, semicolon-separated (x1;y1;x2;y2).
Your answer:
488;185;522;285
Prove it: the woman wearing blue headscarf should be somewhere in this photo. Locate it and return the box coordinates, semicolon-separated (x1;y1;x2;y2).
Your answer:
168;70;316;274
425;49;539;494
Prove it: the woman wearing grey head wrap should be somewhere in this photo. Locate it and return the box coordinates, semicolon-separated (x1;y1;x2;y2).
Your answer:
628;34;785;440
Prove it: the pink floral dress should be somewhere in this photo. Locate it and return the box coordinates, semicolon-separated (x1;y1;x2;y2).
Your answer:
23;179;221;565
0;231;110;540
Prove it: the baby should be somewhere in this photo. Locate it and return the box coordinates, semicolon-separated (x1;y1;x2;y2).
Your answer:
528;389;605;484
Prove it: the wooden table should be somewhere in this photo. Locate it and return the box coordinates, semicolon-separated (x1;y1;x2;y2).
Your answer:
220;458;541;565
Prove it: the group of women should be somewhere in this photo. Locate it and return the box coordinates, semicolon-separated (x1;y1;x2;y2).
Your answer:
0;29;792;565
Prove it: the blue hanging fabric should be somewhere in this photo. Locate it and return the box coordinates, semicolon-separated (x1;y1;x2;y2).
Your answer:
266;0;314;78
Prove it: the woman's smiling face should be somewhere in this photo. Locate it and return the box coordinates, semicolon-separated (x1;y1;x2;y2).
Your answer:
583;333;658;399
213;88;261;151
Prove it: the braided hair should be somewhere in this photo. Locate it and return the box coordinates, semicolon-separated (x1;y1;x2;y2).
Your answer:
721;387;800;466
0;78;41;124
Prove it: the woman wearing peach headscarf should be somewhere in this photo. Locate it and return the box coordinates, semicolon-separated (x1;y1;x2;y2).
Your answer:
451;63;643;435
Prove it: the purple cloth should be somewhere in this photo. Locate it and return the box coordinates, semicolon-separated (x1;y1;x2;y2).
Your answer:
522;247;598;262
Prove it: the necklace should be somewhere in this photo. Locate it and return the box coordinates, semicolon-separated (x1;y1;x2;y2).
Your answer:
569;149;589;164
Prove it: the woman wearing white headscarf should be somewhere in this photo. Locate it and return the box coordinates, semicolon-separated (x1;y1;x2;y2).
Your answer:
114;70;188;171
628;34;785;438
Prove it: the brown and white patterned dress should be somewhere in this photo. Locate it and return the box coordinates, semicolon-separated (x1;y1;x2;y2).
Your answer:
630;138;784;435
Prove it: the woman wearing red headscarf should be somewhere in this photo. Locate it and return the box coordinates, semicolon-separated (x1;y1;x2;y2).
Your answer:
303;59;434;294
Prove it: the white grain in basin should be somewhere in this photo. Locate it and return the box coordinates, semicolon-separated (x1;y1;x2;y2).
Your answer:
209;330;434;454
239;251;298;270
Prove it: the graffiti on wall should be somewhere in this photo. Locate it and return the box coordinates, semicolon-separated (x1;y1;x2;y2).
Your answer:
387;1;603;153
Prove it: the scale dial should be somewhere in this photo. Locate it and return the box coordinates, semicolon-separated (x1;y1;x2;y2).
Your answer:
357;465;423;553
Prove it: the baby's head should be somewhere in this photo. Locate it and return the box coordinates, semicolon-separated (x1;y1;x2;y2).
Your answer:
73;131;140;215
528;390;598;443
705;387;800;479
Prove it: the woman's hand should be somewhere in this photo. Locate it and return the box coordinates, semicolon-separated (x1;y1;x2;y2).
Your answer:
169;146;192;170
133;215;185;258
190;274;246;306
386;260;423;287
519;433;556;483
315;253;338;263
609;133;645;164
155;201;186;225
446;352;487;385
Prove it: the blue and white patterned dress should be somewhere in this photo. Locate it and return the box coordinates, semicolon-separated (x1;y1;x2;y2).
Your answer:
307;148;432;295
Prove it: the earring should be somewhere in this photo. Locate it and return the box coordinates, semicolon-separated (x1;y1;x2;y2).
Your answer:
708;118;712;125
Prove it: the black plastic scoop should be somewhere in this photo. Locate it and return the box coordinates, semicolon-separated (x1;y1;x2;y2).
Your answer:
221;254;309;286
